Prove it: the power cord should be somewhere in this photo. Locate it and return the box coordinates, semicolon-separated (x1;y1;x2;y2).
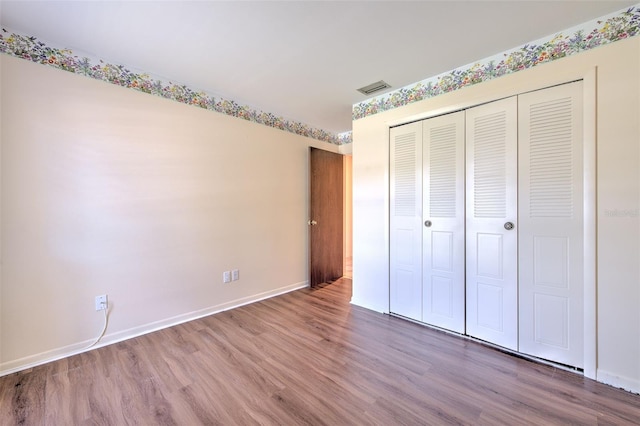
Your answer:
85;306;109;349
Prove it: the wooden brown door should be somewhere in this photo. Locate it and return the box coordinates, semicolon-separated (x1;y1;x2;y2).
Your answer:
309;148;344;287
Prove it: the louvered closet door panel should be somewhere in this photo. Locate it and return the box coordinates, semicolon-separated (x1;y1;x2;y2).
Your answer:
422;111;466;333
466;97;518;350
518;82;584;368
390;122;423;321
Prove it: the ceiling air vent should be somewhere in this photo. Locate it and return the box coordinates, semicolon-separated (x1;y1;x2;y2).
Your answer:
357;80;391;96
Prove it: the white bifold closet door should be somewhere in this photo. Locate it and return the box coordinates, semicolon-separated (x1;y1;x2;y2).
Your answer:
422;112;466;333
465;97;519;351
390;82;586;369
390;121;423;321
518;81;584;368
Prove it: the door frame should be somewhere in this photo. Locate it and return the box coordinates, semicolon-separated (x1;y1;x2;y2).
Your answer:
386;68;597;379
581;69;596;380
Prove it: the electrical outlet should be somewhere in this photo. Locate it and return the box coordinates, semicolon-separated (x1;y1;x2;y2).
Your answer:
95;295;108;311
223;271;231;283
232;269;239;281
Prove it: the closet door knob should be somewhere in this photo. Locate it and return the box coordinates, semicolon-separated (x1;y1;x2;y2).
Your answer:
504;222;514;230
424;220;432;227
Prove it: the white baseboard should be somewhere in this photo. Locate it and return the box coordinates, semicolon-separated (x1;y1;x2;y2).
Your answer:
349;298;388;314
597;369;640;395
0;281;309;377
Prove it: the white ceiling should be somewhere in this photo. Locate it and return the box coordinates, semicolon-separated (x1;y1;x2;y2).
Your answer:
1;1;637;135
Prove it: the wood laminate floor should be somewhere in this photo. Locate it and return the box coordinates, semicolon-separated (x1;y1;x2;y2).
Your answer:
1;278;639;425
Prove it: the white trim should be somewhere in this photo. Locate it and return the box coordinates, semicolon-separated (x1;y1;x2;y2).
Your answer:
597;369;640;395
582;68;598;380
0;281;309;377
349;299;385;314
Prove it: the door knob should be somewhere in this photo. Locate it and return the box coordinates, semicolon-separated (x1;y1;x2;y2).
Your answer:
424;220;432;227
308;220;318;226
504;222;515;230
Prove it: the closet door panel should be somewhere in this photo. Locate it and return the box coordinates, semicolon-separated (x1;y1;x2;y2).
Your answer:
518;82;584;368
466;97;518;350
422;111;465;333
390;122;423;321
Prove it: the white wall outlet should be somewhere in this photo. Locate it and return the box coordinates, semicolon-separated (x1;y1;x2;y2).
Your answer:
232;269;239;281
95;294;108;311
223;271;231;283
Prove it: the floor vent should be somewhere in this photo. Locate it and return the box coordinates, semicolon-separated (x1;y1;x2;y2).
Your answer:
357;80;391;96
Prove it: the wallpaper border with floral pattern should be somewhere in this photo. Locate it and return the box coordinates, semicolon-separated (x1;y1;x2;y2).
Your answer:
353;5;640;122
1;5;639;145
0;27;352;146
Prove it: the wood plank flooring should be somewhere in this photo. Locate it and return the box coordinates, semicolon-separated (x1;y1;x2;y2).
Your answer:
2;278;639;425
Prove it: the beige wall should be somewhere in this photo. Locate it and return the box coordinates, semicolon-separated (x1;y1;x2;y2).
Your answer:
0;54;340;373
352;38;640;393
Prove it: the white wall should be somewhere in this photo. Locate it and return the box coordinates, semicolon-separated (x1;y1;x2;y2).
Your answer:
0;54;340;374
352;38;640;393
